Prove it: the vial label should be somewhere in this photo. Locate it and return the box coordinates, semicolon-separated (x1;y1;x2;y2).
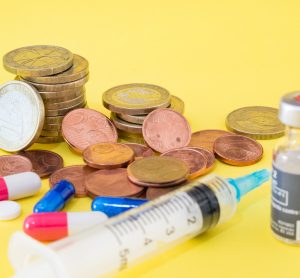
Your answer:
271;165;300;240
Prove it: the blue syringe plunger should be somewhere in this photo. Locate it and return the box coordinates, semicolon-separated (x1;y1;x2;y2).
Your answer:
227;169;270;201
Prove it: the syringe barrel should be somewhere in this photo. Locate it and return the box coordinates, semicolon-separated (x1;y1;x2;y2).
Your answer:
9;175;237;278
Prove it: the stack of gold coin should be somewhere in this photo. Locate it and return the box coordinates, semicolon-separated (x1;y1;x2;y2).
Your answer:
3;45;89;144
102;83;184;144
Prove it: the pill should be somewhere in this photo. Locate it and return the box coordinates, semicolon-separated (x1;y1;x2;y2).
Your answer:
33;180;75;213
91;196;148;217
0;200;21;220
23;211;108;241
0;172;41;201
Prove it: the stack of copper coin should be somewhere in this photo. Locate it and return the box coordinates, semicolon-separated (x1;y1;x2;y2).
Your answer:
3;45;89;144
102;83;185;144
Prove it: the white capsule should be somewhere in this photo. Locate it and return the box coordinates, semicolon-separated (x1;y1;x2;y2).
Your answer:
0;172;41;201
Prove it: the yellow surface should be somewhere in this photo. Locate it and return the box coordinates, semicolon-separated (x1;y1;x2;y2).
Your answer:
0;0;299;277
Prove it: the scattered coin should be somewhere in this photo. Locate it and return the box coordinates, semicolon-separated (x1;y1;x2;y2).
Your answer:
188;129;233;152
226;106;285;139
117;131;146;144
213;135;263;166
3;45;73;77
143;108;191;153
111;113;142;134
62;108;118;153
127;156;189;187
0;81;44;151
50;165;97;197
0;155;32;176
161;148;207;179
103;83;171;115
83;143;134;169
22;54;89;84
187;147;215;173
19;150;63;178
146;184;185;200
124;143;154;159
85;168;144;198
169;95;184;114
36;136;64;144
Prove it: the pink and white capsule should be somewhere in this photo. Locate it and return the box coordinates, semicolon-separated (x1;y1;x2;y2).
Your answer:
0;172;41;201
23;211;108;241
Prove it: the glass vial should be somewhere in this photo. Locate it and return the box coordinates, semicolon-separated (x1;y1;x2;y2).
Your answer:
272;92;300;245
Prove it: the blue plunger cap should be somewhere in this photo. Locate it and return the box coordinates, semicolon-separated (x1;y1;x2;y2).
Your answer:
226;169;270;202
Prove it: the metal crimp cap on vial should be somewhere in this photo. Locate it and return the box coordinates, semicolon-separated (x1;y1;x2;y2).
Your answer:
279;91;300;127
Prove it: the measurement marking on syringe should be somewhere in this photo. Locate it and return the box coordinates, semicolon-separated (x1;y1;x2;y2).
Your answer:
128;216;146;234
140;211;153;224
150;207;163;222
180;195;193;213
160;203;172;215
106;225;122;245
170;198;181;211
153;205;170;224
173;197;184;210
111;222;124;236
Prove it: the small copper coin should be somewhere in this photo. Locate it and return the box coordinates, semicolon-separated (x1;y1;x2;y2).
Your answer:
83;143;134;169
187;147;215;173
188;129;233;152
50;165;97;197
124;143;154;160
142;108;191;153
85;168;144;198
0;155;32;176
127;156;189;186
19;150;63;178
146;184;185;200
213;135;263;166
161;148;207;179
62;108;118;153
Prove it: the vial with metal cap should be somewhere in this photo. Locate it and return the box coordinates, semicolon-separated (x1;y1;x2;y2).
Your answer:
272;91;300;245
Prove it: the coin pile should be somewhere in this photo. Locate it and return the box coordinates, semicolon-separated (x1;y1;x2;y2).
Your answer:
102;83;185;144
3;45;89;144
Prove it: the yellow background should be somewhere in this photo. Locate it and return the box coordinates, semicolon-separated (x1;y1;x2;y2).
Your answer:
0;0;299;277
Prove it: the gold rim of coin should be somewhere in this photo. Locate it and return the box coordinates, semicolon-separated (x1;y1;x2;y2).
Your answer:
44;93;85;110
3;45;73;77
170;95;185;114
43;123;62;131
226;106;285;139
111;113;142;134
21;54;89;84
0;81;45;152
20;74;89;92
39;87;84;102
44;115;65;124
37;136;64;143
103;83;171;115
45;100;86;117
41;129;63;137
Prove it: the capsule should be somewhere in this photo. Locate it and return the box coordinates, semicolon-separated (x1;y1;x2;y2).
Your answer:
91;196;148;217
0;172;41;201
23;211;108;241
33;180;75;213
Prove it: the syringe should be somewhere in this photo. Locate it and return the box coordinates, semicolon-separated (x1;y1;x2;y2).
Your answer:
9;169;269;278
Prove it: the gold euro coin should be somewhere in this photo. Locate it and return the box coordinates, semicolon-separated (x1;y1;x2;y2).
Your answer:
3;45;73;77
37;136;64;144
38;87;84;102
170;95;184;114
102;83;171;115
110;113;142;134
44;115;64;124
45;100;86;116
21;54;89;84
43;122;62;131
226;106;285;139
41;129;63;137
44;93;85;110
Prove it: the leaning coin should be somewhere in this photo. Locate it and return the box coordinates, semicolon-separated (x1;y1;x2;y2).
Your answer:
85;168;145;198
226;106;285;139
188;129;233;152
44;94;85;110
3;45;73;77
50;165;97;197
0;155;32;176
124;143;154;160
0;81;44;152
83;143;134;169
39;87;84;102
111;113;142;134
142;108;191;153
45;100;86;116
62;108;118;153
213;135;263;166
103;83;171;115
37;136;64;143
187;147;215;173
22;54;89;84
19;150;63;178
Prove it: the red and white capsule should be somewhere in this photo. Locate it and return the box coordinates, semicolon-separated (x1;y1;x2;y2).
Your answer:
23;211;108;241
0;172;41;201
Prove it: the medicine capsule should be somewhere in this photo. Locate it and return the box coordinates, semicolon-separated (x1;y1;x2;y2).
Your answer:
0;172;41;201
91;196;148;217
23;211;108;241
33;180;75;213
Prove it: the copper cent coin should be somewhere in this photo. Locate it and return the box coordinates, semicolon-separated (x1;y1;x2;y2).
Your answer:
146;184;185;200
142;108;191;153
187;147;216;173
62;108;118;153
213;135;263;166
85;168;144;198
127;156;189;187
0;155;32;176
83;143;134;169
49;165;97;197
161;148;207;179
124;143;154;160
18;150;63;178
188;129;233;152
